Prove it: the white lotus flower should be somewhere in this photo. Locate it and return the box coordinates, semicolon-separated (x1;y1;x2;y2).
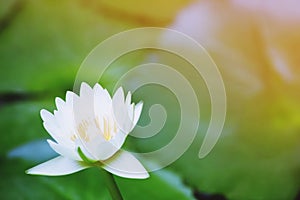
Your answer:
26;82;149;179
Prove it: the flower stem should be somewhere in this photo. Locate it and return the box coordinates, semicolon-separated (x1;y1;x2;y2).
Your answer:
101;169;123;200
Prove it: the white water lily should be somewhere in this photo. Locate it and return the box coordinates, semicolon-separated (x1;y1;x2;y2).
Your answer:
26;82;149;179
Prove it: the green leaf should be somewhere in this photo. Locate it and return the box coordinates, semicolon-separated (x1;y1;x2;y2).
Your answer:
116;169;194;200
0;0;136;93
0;158;111;200
0;100;54;156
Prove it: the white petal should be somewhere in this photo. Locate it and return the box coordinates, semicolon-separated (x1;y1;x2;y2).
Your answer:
40;106;76;147
53;105;75;134
55;97;65;111
125;91;131;106
76;130;122;161
91;130;127;160
125;92;134;123
26;156;89;176
94;83;104;90
65;91;76;105
109;130;127;150
112;88;133;133
102;150;149;179
132;102;143;129
73;83;94;124
45;100;77;147
128;103;134;122
40;109;54;123
40;109;67;145
92;141;119;161
94;84;112;118
47;139;80;161
113;87;125;104
74;139;97;161
80;82;93;97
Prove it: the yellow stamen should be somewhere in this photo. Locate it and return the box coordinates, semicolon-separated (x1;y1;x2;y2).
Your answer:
94;116;101;130
77;121;89;142
103;118;111;141
70;134;76;141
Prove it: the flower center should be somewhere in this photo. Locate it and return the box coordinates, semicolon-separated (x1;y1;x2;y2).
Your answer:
71;117;118;142
94;116;118;141
77;120;90;142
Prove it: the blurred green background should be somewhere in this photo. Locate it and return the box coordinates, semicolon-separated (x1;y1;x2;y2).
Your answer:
0;0;300;199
